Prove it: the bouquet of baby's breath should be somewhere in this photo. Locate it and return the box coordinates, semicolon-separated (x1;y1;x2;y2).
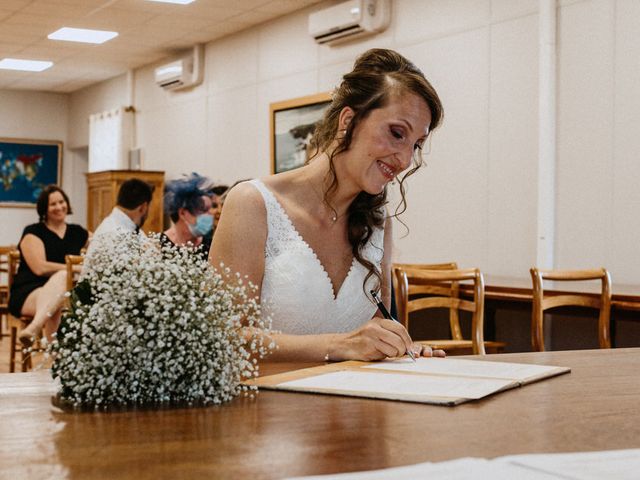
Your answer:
51;232;273;408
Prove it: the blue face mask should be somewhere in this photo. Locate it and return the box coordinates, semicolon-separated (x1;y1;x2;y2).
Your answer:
188;213;214;237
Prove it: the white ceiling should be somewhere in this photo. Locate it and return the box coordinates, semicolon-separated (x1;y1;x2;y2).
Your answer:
0;0;324;93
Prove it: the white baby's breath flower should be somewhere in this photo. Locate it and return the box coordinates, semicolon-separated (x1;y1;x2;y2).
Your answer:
50;232;273;408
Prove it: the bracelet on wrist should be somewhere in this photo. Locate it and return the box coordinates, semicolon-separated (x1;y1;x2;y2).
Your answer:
324;334;337;362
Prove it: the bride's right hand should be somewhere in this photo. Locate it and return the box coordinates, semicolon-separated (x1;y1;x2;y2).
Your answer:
329;317;415;362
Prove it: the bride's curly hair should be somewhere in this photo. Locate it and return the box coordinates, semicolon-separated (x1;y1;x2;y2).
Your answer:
308;48;444;295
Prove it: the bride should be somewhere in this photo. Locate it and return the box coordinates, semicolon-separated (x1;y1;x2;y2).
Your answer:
210;48;445;362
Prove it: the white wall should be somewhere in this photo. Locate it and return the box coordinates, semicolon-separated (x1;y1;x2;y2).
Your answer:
556;0;640;282
0;90;86;247
611;0;640;283
68;74;128;149
28;0;640;283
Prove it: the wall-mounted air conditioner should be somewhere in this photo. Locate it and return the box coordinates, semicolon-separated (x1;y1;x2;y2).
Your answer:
308;0;390;46
154;44;204;91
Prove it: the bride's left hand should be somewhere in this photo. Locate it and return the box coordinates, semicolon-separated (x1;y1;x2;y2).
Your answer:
409;343;446;358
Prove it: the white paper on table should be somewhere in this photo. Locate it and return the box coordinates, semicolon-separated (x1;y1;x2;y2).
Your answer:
365;357;563;382
277;370;514;401
500;449;640;480
284;456;560;480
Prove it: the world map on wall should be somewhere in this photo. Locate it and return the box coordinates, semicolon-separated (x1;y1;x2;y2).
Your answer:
0;141;60;204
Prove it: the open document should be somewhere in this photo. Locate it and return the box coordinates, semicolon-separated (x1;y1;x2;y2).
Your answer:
249;357;570;405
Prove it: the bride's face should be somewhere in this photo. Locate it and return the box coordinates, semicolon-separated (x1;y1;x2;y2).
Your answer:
338;91;431;195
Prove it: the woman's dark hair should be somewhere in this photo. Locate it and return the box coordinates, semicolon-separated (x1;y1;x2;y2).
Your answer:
210;185;229;196
164;173;210;223
36;185;72;222
308;48;444;294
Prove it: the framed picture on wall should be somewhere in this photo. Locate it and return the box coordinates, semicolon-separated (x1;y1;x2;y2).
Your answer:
0;137;63;207
270;92;331;174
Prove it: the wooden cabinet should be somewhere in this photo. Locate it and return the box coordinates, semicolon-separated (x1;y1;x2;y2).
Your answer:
86;170;165;234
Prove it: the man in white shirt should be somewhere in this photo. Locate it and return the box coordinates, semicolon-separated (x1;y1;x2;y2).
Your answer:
84;178;154;262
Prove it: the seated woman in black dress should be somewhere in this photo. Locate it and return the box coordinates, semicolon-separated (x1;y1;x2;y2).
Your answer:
10;185;89;347
161;173;213;260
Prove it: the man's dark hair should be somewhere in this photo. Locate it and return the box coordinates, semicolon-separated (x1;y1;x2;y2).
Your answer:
117;178;154;209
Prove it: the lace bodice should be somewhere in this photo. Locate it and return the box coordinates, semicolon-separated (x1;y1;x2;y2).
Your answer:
249;179;384;335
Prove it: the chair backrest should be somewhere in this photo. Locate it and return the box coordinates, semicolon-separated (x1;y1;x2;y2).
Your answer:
392;262;458;272
0;246;16;305
394;267;486;355
7;250;20;291
530;268;612;351
65;255;84;291
0;245;15;280
392;262;459;333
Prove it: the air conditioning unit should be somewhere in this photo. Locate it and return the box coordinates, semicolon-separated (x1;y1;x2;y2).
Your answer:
308;0;390;45
154;44;204;91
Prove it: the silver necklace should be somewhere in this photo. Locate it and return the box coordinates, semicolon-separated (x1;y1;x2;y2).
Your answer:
305;175;344;223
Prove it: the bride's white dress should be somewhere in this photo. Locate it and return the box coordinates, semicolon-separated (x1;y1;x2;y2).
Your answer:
249;179;384;334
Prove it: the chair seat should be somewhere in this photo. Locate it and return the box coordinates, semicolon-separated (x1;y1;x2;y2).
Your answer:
418;339;506;354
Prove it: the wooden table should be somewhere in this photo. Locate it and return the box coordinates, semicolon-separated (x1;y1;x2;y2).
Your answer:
1;348;640;479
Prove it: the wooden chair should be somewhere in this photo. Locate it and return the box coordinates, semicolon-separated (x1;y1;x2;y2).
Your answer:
0;246;16;341
7;250;34;372
394;266;506;355
65;254;84;291
530;268;612;352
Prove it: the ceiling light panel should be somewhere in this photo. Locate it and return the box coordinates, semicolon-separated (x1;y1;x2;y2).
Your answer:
48;27;118;44
0;58;53;72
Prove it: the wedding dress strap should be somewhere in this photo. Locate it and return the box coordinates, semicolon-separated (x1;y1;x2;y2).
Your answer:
248;179;277;213
248;179;303;258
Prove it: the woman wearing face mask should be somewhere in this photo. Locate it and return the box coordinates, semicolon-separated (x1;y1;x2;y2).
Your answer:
161;173;214;260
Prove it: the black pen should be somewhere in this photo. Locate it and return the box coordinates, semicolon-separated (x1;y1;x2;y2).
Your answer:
370;290;416;362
